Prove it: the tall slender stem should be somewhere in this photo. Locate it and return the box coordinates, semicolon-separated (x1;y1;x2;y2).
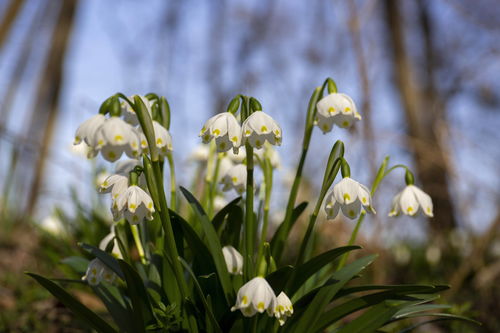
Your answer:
130;224;146;264
166;152;177;210
295;195;324;266
244;143;255;279
257;161;272;267
336;212;366;270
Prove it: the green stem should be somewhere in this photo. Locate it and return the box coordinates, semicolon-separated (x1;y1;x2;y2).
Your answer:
152;161;198;332
203;142;216;211
244;143;255;280
257;160;272;267
166;152;177;209
295;195;324;266
207;154;221;217
130;224;147;264
336;212;366;270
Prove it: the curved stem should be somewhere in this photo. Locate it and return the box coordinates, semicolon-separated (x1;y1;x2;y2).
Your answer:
130;224;147;264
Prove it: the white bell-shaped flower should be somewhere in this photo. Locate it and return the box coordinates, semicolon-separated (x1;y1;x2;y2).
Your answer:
138;121;173;157
200;112;242;153
231;276;276;317
82;258;117;286
389;185;433;217
220;164;247;194
112;185;155;224
188;144;210;163
225;149;246;164
254;143;281;169
99;226;123;259
121;95;153;126
241;111;282;149
74;114;106;147
325;177;374;220
99;174;129;201
222;245;243;275
316;93;361;133
94;117;141;162
274;292;294;326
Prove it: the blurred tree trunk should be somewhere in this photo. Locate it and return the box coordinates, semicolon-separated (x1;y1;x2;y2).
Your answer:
383;0;456;235
0;0;24;49
26;0;79;215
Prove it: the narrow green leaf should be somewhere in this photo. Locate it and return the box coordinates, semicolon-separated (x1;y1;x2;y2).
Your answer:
94;284;135;333
61;256;89;274
395;313;481;332
118;260;156;332
26;273;117;333
289;255;377;333
180;186;233;304
179;257;223;333
212;197;241;231
336;301;406;333
286;245;361;296
266;265;293;293
79;243;124;279
270;202;308;250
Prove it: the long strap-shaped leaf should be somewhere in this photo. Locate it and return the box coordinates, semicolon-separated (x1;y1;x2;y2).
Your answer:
80;243;124;279
288;255;377;333
285;245;361;296
26;273;117;333
180;186;233;304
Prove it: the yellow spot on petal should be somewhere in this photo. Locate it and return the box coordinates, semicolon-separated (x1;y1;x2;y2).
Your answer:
260;125;268;132
231;136;238;142
343;193;351;201
219;142;226;150
232;267;237;273
362;197;367;204
114;135;123;142
148;202;153;209
91;268;97;275
108;151;116;159
278;305;285;312
328;107;335;114
257;302;265;310
156;138;163;145
102;181;108;187
242;296;248;305
349;210;355;217
341;121;350;128
232;176;238;183
407;207;413;213
213;129;221;135
203;134;210;141
132;215;139;222
255;140;261;147
98;139;104;146
344;107;351;113
141;140;147;146
245;130;251;136
274;129;280;135
426;207;431;213
322;124;329;131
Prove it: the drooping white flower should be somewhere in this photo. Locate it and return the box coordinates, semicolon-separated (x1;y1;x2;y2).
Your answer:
226;148;246;164
217;157;234;182
112;185;155;224
138;121;173;157
121;95;153;126
222;245;243;275
388;185;433;217
82;258;117;286
99;226;123;259
99;174;129;201
74;114;106;146
70;141;91;159
231;277;276;317
254;143;281;169
188;144;210;163
274;292;293;326
214;196;228;211
325;177;374;220
241;111;282;149
94;116;141;162
200;112;242;153
39;215;65;236
316;93;361;133
220;164;247;194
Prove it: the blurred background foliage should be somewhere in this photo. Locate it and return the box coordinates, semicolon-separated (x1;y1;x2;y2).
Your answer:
0;0;499;331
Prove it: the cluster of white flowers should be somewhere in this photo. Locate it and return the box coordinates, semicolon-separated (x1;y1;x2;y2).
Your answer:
222;246;293;325
231;276;293;326
82;258;117;286
74;95;173;162
199;111;282;153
